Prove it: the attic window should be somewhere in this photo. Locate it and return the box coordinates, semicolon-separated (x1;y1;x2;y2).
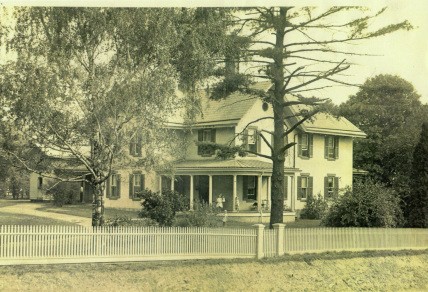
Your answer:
262;102;269;111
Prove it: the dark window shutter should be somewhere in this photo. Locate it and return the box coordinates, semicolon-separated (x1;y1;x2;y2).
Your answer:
243;129;249;149
106;176;111;198
309;134;313;158
243;176;248;200
308;176;313;197
197;130;203;155
334;177;339;197
335;137;339;159
297;176;302;200
137;135;142;157
129;174;133;199
257;131;261;153
324;136;328;159
129;138;134;156
116;174;121;198
284;175;288;200
324;176;329;198
297;134;302;157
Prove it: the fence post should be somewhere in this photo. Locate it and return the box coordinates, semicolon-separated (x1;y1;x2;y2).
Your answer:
272;223;286;256
253;224;265;259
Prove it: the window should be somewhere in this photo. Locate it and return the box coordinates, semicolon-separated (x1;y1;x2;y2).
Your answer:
324;175;339;199
243;176;258;200
198;129;216;156
129;172;145;199
243;127;260;154
37;177;43;189
297;175;313;200
106;172;121;199
298;133;313;158
324;136;339;160
130;133;142;157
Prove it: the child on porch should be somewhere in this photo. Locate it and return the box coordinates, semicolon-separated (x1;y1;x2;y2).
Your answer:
222;210;228;227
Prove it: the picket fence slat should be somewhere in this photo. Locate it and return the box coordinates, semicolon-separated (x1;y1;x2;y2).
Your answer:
0;225;427;265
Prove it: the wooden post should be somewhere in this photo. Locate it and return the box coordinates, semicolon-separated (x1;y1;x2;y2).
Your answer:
208;175;213;206
257;175;262;211
267;176;271;210
253;224;265;259
232;175;237;211
272;223;286;256
190;175;194;211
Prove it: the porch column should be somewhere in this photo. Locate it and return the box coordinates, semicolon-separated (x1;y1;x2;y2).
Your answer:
257;175;262;211
232;175;237;211
189;175;194;210
170;175;175;191
208;175;213;206
267;176;271;210
291;175;295;212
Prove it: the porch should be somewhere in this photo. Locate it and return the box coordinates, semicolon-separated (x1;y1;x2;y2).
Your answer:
160;159;299;213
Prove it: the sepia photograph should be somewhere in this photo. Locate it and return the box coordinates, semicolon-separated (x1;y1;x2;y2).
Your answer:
0;0;427;291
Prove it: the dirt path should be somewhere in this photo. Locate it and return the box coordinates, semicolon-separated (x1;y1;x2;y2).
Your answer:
0;202;92;228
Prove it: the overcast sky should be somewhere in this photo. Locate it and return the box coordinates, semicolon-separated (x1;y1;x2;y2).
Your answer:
1;0;427;104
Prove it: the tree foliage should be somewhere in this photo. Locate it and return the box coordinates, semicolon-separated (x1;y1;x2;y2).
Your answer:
0;7;230;225
323;180;404;227
339;74;427;187
406;122;428;227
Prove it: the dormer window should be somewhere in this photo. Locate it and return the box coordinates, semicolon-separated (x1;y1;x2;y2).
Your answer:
243;127;260;154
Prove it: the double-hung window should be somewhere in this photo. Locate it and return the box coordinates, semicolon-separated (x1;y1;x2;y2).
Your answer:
130;133;142;157
129;172;145;199
325;136;339;160
297;175;313;200
198;129;216;156
324;175;339;199
298;133;313;158
106;172;121;199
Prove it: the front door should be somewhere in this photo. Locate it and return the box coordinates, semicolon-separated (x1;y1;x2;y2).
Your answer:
197;175;209;203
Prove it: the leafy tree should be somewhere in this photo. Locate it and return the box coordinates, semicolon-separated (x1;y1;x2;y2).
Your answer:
406;122;428;227
209;7;411;227
323;180;403;227
339;75;427;187
0;7;229;226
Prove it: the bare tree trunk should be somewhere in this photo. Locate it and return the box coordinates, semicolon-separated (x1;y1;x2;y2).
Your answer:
92;182;105;226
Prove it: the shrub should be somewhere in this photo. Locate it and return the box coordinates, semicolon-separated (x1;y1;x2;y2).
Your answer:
175;201;220;227
322;180;404;227
46;181;80;207
139;189;189;226
300;193;328;220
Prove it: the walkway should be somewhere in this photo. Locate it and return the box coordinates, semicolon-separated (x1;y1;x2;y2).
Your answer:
0;201;92;228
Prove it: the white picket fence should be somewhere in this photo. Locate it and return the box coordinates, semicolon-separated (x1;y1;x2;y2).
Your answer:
0;225;427;265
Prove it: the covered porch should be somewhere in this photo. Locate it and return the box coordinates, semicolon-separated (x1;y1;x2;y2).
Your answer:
159;159;298;213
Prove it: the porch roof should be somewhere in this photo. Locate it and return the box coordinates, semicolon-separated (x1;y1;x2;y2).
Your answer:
172;159;273;174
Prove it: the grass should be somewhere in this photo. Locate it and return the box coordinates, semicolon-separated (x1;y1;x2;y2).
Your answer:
0;249;427;291
0;211;77;226
36;203;140;220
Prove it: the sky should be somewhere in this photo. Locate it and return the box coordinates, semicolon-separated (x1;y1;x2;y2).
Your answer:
1;0;427;105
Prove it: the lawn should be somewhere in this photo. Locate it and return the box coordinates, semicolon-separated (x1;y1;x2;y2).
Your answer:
0;211;77;226
0;249;427;291
36;203;140;220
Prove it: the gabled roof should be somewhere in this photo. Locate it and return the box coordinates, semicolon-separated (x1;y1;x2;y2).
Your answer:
193;82;271;127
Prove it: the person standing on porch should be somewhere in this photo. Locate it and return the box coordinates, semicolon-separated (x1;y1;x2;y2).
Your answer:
222;210;228;227
216;195;223;210
235;196;240;212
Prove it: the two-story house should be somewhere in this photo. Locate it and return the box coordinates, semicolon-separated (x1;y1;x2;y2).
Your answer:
98;83;365;218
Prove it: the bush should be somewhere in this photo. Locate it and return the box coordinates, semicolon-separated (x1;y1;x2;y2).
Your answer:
46;181;80;207
300;193;328;220
139;189;189;226
175;201;220;227
322;180;404;227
